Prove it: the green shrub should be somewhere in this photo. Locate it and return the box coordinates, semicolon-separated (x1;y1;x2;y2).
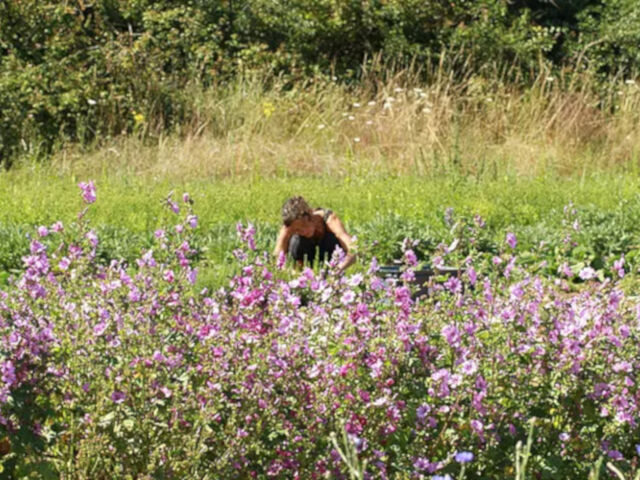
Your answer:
2;0;639;166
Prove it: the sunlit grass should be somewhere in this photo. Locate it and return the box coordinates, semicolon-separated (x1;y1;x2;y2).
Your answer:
32;64;640;182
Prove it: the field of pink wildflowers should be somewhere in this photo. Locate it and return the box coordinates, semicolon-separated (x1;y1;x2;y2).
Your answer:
0;183;638;479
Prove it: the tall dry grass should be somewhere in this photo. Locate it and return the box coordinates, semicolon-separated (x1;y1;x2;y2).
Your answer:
46;60;640;181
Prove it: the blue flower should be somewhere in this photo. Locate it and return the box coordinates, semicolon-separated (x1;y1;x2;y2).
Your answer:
432;475;453;480
454;451;474;464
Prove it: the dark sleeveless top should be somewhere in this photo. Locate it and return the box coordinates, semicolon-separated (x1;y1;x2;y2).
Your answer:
287;209;340;262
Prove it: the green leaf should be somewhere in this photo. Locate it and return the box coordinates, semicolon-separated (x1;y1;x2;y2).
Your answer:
98;411;116;428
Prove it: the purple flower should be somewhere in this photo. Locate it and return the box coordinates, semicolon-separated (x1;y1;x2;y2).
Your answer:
163;270;175;283
86;230;98;248
58;257;71;271
612;361;631;373
441;324;460;345
558;262;573;277
454;451;474;463
467;266;477;286
78;180;96;204
111;391;126;404
460;360;478;376
416;403;431;421
506;232;517;249
444;276;462;294
405;249;418;267
470;419;483;434
93;321;108;336
368;257;380;274
186;215;198;229
579;267;596;281
1;361;16;386
559;432;570;442
607;450;623;461
30;240;46;255
613;256;625;278
636;444;640;456
432;476;453;480
152;350;166;363
348;273;364;287
341;290;355;305
167;199;180;214
37;226;49;237
187;268;198;285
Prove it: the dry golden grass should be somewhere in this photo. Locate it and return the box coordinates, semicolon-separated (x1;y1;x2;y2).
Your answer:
47;63;640;181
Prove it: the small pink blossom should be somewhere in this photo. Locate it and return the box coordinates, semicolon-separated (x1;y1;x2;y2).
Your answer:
78;180;97;204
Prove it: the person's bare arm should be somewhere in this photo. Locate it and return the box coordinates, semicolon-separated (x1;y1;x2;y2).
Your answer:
274;225;291;257
325;213;355;274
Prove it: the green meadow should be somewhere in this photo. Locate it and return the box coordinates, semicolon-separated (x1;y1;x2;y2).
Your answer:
2;167;639;290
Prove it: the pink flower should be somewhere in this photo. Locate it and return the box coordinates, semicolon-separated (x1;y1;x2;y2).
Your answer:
85;230;98;248
111;391;126;404
608;450;624;461
78;181;96;204
467;266;477;286
187;215;198;229
404;249;417;266
613;256;625;278
416;403;431;421
167;199;180;214
506;232;517;249
444;276;462;294
341;290;355;305
461;360;478;376
93;321;108;336
58;257;71;271
470;419;484;434
163;270;175;283
579;267;596;280
187;268;198;285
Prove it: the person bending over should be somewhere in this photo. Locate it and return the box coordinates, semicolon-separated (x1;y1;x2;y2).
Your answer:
274;196;355;274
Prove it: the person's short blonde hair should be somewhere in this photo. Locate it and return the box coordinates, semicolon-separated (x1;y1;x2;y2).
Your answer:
282;196;311;226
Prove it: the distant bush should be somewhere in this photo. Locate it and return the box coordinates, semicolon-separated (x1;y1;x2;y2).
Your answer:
1;0;639;165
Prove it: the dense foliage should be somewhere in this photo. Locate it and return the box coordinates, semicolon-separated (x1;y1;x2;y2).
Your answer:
0;185;638;478
1;0;640;165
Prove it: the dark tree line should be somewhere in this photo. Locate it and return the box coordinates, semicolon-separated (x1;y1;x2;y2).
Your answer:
1;0;638;166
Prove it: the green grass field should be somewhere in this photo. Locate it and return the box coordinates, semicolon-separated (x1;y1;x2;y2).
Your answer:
2;72;640;287
1;167;639;290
